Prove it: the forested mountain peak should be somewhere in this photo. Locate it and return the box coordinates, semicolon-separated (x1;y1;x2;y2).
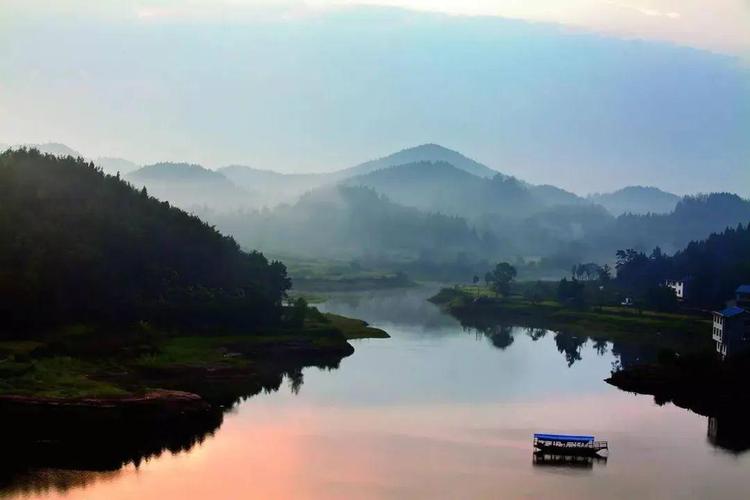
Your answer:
340;144;502;179
588;185;680;215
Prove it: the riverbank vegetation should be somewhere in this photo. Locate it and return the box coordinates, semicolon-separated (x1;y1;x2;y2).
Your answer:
430;286;710;354
0;309;387;401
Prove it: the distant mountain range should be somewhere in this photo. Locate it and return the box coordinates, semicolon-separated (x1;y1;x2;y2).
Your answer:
5;141;685;217
8;140;748;276
217;144;507;206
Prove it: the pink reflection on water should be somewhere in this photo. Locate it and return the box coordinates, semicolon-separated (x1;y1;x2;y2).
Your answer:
22;388;750;499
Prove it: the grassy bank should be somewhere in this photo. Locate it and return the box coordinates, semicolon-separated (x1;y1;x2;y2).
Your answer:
0;309;388;401
430;286;712;353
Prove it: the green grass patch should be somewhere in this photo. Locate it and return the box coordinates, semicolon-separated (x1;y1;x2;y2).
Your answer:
324;313;390;339
0;357;129;399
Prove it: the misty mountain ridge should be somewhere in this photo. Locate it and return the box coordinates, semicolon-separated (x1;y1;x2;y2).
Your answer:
9;141;743;235
8;142;84;158
127;162;250;211
588;185;680;215
208;185;489;262
95;157;140;176
2;142;143;176
339;143;502;179
343;160;543;218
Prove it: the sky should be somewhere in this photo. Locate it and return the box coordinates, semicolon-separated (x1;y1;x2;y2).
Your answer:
1;0;749;195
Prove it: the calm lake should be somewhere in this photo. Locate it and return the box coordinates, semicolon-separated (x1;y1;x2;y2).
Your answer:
4;287;750;499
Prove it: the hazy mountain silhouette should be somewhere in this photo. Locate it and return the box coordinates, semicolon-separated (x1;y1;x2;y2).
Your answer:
127;163;250;211
218;165;329;206
342;161;540;218
603;193;750;254
339;144;501;179
589;186;680;216
12;143;84;158
95;157;140;176
208;185;491;262
528;184;586;207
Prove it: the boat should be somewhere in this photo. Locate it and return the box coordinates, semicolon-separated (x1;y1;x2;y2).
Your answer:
533;433;608;456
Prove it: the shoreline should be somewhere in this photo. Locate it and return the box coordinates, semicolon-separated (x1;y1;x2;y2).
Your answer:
428;287;711;353
0;312;388;434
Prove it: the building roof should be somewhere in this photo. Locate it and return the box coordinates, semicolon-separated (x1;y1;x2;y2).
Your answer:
534;433;594;443
736;285;750;294
717;306;747;318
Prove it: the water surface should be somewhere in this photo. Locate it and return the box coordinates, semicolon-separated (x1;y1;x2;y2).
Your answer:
4;287;750;499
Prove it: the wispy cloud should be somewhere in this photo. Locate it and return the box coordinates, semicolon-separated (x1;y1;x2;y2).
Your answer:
605;1;680;19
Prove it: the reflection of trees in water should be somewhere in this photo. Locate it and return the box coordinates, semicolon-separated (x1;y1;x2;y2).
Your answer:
456;311;670;372
0;359;344;497
609;342;656;370
0;469;123;499
287;369;304;395
707;415;750;455
525;328;547;341
487;325;515;350
553;332;587;367
593;338;608;356
0;409;223;497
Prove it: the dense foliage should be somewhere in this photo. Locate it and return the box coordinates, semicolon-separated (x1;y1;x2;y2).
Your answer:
615;223;750;307
0;149;290;333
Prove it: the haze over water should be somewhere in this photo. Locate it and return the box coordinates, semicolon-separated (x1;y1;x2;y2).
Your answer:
6;287;750;499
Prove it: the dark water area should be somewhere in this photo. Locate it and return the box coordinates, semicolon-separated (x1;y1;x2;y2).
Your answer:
2;287;750;499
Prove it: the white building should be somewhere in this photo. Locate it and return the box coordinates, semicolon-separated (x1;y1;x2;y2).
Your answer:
713;306;749;359
665;277;692;301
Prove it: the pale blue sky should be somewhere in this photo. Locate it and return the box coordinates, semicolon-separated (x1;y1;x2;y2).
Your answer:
1;1;748;195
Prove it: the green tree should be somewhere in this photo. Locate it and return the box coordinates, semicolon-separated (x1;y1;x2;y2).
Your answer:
486;262;517;297
290;297;308;327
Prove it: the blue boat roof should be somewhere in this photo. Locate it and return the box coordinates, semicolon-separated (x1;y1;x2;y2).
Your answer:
737;285;750;294
534;433;594;443
718;306;746;318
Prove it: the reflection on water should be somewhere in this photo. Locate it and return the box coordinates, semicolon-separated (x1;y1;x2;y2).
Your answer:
708;416;750;454
3;286;750;499
0;408;224;497
533;453;608;470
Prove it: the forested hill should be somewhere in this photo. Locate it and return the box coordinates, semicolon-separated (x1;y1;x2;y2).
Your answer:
0;149;290;333
588;186;680;216
615;222;750;307
339;144;500;179
603;193;750;254
208;185;493;262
